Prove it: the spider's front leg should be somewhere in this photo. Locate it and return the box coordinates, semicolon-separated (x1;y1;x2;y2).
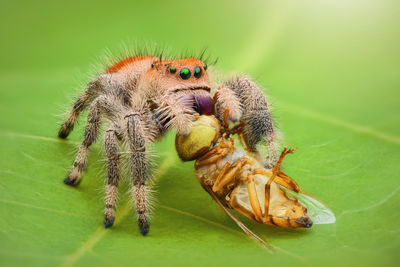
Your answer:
124;111;154;235
222;75;278;168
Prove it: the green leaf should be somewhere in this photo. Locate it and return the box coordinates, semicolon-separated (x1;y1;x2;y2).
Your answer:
1;1;399;267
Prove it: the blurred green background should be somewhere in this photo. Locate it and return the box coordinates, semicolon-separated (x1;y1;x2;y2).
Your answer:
0;0;399;266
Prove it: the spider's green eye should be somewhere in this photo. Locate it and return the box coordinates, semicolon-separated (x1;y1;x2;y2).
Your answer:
180;68;191;79
170;67;176;73
194;67;202;78
203;64;207;70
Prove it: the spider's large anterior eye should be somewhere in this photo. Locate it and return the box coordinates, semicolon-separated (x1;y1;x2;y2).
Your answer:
180;68;191;79
194;67;202;78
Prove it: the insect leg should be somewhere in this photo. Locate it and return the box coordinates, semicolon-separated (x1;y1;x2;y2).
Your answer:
270;146;296;177
195;136;236;169
196;134;230;162
254;169;300;192
104;126;121;228
212;139;235;190
63;100;101;186
263;147;297;221
237;128;253;157
213;157;253;192
246;174;263;222
263;172;276;223
223;75;278;168
125;112;152;235
195;151;228;167
223;109;229;129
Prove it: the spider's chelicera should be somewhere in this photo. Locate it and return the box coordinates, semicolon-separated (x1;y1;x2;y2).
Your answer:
58;53;277;235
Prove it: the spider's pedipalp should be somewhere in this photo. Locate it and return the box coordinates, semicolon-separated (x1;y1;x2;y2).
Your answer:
214;84;242;123
155;94;197;136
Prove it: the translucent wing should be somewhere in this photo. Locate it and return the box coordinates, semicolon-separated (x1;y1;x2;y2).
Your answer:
280;186;336;224
204;186;274;253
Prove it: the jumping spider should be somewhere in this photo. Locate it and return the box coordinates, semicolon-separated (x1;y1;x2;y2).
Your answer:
59;53;278;235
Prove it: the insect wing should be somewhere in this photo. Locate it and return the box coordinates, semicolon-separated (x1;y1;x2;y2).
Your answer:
204;185;274;253
279;186;336;225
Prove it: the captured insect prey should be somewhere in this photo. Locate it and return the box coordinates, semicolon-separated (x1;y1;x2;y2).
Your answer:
175;114;335;248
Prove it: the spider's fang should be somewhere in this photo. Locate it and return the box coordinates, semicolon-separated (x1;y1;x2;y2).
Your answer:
194;95;214;115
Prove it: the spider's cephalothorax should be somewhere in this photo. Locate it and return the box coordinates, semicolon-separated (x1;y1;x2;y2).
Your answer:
59;53;278;235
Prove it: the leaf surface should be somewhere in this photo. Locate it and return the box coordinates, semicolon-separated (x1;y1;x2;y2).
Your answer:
0;1;399;266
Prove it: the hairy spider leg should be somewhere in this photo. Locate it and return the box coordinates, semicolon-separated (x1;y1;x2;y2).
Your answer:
223;75;278;168
63;99;102;185
104;126;121;228
63;92;127;185
58;76;111;139
58;93;90;139
125;112;152;236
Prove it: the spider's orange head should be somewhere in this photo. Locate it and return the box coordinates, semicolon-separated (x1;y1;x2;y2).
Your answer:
144;57;211;95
